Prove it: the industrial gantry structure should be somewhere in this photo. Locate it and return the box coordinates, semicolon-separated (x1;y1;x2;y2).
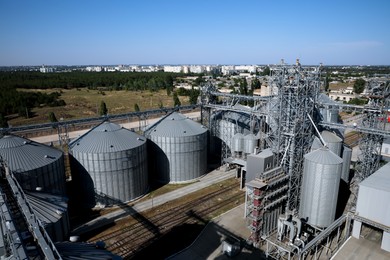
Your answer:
200;60;390;259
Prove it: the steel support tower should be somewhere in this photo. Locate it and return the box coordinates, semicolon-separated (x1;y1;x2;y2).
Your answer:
268;60;321;212
349;80;390;206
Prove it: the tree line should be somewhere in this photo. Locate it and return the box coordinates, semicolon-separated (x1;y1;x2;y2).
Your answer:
0;71;181;91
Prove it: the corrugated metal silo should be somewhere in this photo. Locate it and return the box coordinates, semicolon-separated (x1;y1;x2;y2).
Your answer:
146;112;208;183
299;148;343;228
0;135;66;195
69;122;148;203
26;191;69;242
318;93;339;123
321;130;342;156
231;133;244;153
243;134;259;154
341;145;352;183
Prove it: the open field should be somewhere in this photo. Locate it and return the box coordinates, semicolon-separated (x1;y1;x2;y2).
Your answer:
9;88;189;127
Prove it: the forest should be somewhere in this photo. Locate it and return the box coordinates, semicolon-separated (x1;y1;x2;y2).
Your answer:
0;71;186;127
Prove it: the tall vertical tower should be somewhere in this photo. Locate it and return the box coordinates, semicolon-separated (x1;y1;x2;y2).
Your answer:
269;60;321;211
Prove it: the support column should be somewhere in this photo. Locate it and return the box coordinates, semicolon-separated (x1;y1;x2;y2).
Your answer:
352;220;362;238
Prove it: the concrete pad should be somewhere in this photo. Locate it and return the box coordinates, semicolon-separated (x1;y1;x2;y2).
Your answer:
169;204;267;260
332;236;390;260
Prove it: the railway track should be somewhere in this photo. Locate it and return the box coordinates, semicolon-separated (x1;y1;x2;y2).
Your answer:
87;180;244;259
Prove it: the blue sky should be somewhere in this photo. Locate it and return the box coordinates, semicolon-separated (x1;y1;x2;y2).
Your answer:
1;0;389;66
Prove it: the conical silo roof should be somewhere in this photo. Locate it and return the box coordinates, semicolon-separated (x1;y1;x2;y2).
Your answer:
69;122;146;153
304;147;343;165
148;112;207;137
0;135;63;173
311;136;324;151
25;191;68;224
321;130;342;143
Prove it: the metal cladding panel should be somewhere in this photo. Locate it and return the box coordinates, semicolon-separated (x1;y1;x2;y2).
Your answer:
321;131;342;156
231;133;244;152
149;131;208;183
341;146;352;183
243;134;259;154
71;142;148;203
356;163;390;227
299;148;342;228
246;149;274;183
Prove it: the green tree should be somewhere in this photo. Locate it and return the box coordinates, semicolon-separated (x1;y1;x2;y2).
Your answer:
189;86;200;105
173;92;181;107
324;76;330;92
262;66;270;76
251;78;261;91
48;112;58;122
134;103;140;112
353;78;366;94
99;101;108;116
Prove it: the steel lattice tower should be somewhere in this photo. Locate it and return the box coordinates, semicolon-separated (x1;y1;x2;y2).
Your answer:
349;80;390;207
269;60;321;211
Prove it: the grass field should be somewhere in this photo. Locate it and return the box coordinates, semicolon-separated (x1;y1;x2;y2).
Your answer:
9;88;189;126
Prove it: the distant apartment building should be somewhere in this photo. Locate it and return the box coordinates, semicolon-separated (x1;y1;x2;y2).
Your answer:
40;65;54;73
221;65;235;75
164;65;182;73
189;65;204;74
86;66;103;72
221;65;258;75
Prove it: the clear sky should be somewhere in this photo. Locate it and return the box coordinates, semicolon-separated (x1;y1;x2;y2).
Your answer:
1;0;389;66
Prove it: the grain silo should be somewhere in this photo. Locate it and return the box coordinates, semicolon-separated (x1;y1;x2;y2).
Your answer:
69;122;148;203
243;134;259;155
146;112;208;183
321;130;342;156
318;93;339;123
26;191;69;242
341;145;352;183
0;135;66;195
231;133;244;157
299;148;343;228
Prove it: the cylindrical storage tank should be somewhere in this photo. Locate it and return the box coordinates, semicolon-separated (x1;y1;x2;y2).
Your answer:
318;93;339;123
243;134;259;154
0;135;66;195
26;191;69;242
231;133;244;152
69;122;148;203
341;146;352;183
321;130;342;157
299;148;343;228
147;112;208;183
